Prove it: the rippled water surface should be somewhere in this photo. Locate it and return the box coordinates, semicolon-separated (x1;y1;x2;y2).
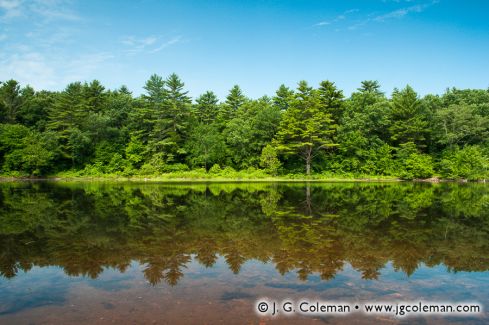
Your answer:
0;182;488;324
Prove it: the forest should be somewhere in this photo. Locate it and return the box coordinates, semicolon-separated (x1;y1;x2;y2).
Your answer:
0;75;488;179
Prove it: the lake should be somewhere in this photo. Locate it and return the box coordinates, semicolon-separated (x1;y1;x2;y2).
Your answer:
0;181;488;324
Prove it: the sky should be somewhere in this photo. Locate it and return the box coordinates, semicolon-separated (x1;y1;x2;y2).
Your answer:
0;0;488;100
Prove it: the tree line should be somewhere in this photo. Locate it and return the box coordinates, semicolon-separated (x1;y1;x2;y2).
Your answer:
1;75;488;179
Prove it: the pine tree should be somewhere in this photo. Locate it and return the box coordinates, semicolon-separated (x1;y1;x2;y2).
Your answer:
195;91;219;124
274;81;338;175
83;80;107;113
356;80;384;112
317;80;344;122
47;82;89;166
273;84;294;111
147;73;191;162
389;85;428;150
218;85;246;123
0;80;23;123
129;74;166;146
225;85;246;111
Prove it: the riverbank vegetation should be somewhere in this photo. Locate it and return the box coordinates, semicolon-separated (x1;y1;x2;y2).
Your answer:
1;76;488;180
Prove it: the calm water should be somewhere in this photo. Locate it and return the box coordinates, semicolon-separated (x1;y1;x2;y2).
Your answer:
0;182;488;324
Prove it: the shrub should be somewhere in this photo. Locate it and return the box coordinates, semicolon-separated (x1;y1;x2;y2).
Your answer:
440;146;489;180
139;163;158;175
260;144;281;175
1;125;55;176
106;153;130;173
399;153;434;179
396;142;434;180
208;164;221;175
162;163;189;172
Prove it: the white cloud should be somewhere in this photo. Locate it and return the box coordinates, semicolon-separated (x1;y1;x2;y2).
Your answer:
0;0;21;10
150;36;182;53
0;0;23;20
374;2;434;22
121;35;183;55
30;3;80;22
121;35;159;55
0;52;57;88
0;0;80;23
316;21;330;26
346;1;438;30
63;52;114;83
122;36;157;46
315;9;357;27
0;50;114;90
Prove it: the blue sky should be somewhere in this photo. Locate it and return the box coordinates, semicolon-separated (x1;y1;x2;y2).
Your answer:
0;0;488;100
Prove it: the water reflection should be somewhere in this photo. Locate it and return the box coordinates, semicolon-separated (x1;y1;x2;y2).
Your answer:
1;182;488;287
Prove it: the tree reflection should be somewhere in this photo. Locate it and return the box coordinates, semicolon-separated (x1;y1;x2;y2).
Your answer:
0;182;489;286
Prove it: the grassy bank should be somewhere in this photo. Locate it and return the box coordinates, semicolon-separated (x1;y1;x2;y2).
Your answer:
0;169;403;182
2;168;487;183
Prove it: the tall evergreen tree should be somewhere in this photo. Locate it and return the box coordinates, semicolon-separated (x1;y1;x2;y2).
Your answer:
83;80;107;113
225;85;246;111
273;84;294;111
18;86;51;130
389;85;428;150
195;91;219;125
147;73;191;162
318;80;344;124
129;74;166;146
218;85;246;123
144;74;166;102
274;81;337;175
47;82;89;167
0;80;23;123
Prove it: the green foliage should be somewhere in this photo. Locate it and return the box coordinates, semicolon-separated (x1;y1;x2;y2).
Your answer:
274;81;338;175
389;86;429;149
208;164;221;175
195;91;219;124
396;142;434;179
139;163;159;176
125;135;146;168
225;85;246;111
260;144;281;175
216;85;246;124
318;80;344;122
186;123;227;170
0;77;488;180
18;89;52;131
146;73;192;162
0;79;23;123
361;143;396;175
0;124;55;175
224;97;280;168
440;146;489;180
334;93;392;175
433;103;488;147
0;123;30;153
273;84;294;111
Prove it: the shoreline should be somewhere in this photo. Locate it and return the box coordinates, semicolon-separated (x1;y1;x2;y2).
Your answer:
0;175;486;183
0;176;400;183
